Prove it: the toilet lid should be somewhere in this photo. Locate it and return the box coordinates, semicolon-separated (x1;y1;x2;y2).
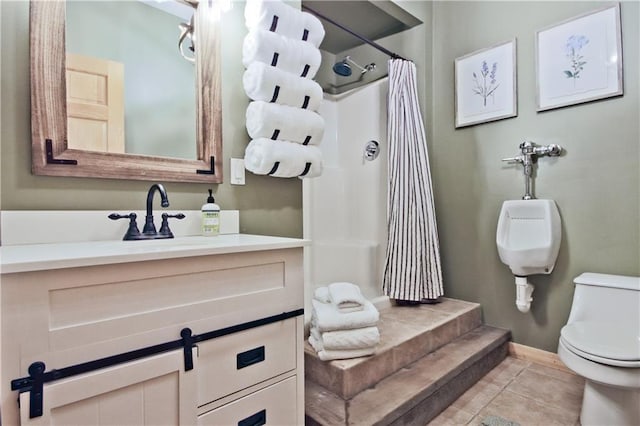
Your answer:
561;321;640;367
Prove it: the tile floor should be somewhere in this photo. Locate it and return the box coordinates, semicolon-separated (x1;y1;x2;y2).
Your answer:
428;356;585;425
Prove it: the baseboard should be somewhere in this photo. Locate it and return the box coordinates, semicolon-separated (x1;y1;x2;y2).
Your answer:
508;342;575;374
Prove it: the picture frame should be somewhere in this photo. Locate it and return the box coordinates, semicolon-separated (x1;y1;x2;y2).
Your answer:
454;39;517;128
535;3;623;112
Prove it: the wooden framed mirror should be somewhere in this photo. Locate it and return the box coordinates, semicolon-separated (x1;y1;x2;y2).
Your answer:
29;0;222;183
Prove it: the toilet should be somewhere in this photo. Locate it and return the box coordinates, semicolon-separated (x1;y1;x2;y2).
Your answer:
558;273;640;426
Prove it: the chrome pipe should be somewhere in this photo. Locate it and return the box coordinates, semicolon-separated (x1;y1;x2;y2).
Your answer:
502;141;563;200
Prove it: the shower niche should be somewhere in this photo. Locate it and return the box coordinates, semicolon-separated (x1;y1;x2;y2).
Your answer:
302;0;422;94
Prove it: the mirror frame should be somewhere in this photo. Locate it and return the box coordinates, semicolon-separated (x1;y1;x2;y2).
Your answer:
29;1;223;183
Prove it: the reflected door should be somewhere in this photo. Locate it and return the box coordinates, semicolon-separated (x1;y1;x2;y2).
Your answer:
66;53;125;153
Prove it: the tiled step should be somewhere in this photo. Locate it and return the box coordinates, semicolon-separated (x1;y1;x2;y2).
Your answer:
305;298;482;400
305;324;510;425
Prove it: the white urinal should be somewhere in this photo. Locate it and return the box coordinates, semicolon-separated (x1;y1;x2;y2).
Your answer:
496;199;561;312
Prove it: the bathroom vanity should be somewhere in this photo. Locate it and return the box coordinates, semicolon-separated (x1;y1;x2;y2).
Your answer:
0;234;307;425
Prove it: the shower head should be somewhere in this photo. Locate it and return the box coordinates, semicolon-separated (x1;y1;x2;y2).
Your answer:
332;56;376;77
333;57;353;76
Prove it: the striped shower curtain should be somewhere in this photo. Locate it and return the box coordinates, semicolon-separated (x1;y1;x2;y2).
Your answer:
382;59;444;302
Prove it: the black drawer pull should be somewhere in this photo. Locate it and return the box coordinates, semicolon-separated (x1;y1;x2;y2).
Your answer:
238;409;266;426
237;346;265;370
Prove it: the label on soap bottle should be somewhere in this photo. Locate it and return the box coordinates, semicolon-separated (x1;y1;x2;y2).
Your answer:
202;210;220;236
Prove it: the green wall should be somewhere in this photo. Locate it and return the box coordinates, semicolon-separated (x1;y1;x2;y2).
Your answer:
0;0;303;238
431;1;639;351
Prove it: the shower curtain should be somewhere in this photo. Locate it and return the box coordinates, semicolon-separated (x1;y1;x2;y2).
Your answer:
382;59;444;302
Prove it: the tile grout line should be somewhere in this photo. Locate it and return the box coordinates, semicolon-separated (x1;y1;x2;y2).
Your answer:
506;380;584;416
463;359;532;425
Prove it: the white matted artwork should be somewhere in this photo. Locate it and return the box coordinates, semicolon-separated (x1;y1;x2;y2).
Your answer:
455;39;517;128
535;3;623;111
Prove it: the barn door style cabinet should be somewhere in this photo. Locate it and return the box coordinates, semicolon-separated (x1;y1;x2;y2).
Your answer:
0;235;306;425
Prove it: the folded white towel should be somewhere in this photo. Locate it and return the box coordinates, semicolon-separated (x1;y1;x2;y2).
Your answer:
313;285;361;313
245;0;325;47
311;298;379;332
308;334;375;361
328;282;367;312
243;28;322;79
243;62;323;111
244;138;323;178
246;101;324;146
313;286;331;303
311;326;380;350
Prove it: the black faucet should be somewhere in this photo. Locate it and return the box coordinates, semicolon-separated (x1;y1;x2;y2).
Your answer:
142;183;169;236
109;183;184;240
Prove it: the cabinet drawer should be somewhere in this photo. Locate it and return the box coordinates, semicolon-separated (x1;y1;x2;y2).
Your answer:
197;318;297;405
198;376;297;426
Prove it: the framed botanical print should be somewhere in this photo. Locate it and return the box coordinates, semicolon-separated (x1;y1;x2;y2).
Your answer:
535;3;623;111
455;39;517;128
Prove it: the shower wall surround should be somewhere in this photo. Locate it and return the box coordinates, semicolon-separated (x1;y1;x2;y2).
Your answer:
303;78;389;312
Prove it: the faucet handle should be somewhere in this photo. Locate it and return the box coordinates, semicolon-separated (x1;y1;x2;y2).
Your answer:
159;213;185;238
108;213;142;241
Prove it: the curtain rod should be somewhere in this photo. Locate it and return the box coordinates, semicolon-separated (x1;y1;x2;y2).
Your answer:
301;4;408;61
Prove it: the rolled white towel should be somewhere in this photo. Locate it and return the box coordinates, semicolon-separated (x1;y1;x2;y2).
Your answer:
308;334;375;361
328;282;367;312
243;28;322;79
246;101;324;146
245;0;325;47
301;12;325;48
244;138;323;178
311;326;380;350
311;299;379;332
243;62;323;111
313;286;331;303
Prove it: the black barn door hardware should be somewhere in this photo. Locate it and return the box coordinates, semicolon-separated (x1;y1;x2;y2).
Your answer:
11;309;303;418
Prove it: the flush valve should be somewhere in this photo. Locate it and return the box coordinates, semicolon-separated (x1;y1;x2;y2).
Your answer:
501;141;563;200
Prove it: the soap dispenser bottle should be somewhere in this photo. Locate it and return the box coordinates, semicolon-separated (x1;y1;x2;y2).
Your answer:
201;189;220;236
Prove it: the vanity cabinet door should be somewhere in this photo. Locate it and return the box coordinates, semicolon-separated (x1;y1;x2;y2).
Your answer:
19;350;197;426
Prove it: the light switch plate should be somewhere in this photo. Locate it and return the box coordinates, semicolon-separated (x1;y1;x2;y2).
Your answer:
230;158;245;185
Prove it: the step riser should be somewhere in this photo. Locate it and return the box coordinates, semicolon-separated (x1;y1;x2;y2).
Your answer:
305;325;511;426
387;341;508;426
306;302;482;400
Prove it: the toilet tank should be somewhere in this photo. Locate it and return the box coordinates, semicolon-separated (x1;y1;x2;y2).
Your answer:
566;273;640;325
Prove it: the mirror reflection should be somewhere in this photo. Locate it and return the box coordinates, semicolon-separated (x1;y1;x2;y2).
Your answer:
65;1;196;160
30;0;222;183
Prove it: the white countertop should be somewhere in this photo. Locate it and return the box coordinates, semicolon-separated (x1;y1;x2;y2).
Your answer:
0;234;309;274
